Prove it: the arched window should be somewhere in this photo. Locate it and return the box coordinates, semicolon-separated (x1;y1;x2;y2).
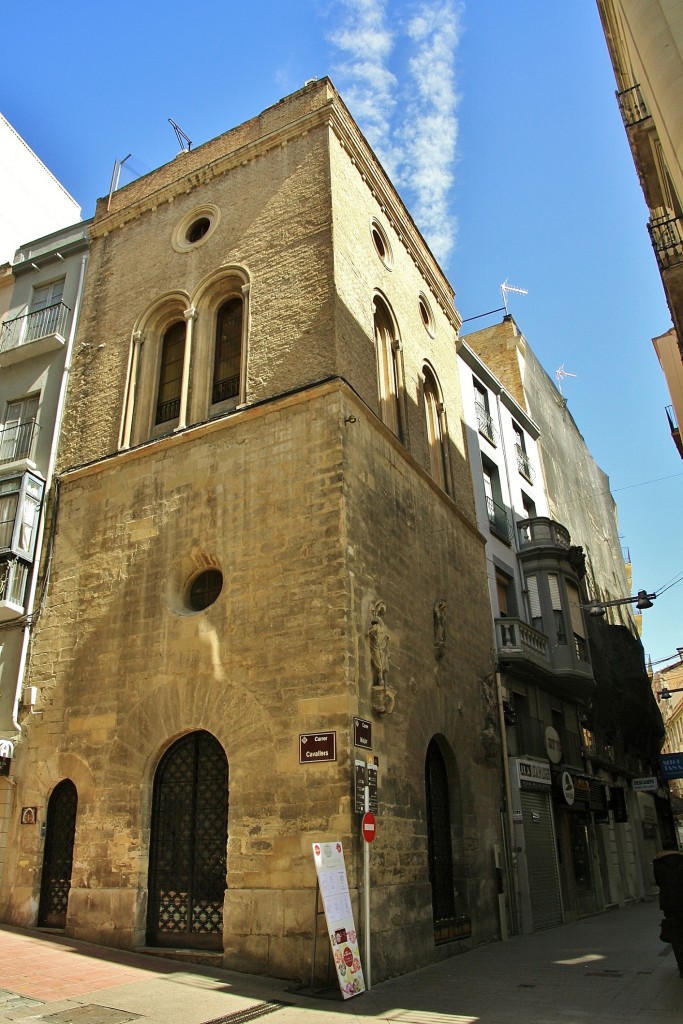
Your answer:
212;297;243;406
373;298;405;441
155;321;185;425
423;366;449;493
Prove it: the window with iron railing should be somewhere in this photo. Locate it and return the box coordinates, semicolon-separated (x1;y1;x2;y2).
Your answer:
616;83;650;127
0;419;40;465
515;443;534;482
0;302;71;355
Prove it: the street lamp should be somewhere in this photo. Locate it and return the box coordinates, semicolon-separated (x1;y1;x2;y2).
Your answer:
658;687;683;701
583;590;657;618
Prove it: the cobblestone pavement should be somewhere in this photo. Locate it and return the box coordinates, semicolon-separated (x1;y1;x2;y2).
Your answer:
0;901;679;1024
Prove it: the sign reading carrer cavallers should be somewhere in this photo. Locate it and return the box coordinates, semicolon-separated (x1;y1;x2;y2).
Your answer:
299;732;336;763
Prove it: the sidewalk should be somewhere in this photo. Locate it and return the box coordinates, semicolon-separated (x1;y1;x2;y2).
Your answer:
0;900;678;1024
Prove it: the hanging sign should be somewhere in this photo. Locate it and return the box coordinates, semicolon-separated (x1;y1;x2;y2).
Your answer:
312;841;365;999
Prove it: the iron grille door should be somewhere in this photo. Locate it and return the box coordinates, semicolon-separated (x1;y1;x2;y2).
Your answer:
38;779;78;928
147;731;228;949
425;740;457;932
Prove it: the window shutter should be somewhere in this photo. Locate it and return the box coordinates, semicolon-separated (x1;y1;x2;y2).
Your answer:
566;580;585;638
548;574;562;611
526;576;541;619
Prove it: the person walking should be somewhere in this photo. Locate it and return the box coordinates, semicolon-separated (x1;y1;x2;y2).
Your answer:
653;843;683;978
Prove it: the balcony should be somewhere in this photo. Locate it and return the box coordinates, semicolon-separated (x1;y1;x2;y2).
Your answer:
0;302;70;367
665;405;683;458
515;443;535;482
616;84;650;127
0;558;29;621
475;403;498;445
495;617;550;677
517;516;571;553
0;420;40;467
486;496;512;543
649;212;683;272
513;714;547;759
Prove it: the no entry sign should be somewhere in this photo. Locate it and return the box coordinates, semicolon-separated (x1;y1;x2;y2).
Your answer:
361;811;376;843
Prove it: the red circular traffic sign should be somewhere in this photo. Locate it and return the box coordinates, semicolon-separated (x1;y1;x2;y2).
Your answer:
361;811;377;843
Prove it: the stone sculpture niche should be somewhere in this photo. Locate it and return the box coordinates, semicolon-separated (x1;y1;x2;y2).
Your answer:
368;600;396;716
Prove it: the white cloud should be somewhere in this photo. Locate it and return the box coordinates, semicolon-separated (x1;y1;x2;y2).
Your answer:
329;0;462;266
403;1;462;263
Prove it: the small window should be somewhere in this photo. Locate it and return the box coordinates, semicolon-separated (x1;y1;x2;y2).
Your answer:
187;569;223;611
371;219;393;269
418;294;435;336
186;217;211;244
172;205;220;252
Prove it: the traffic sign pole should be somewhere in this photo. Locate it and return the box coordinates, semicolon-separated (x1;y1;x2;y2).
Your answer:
364;783;371;990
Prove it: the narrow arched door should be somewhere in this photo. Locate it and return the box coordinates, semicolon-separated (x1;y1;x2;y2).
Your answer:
425;739;456;937
38;779;78;928
147;731;228;949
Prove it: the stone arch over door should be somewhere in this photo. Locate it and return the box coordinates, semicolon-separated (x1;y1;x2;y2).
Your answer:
146;730;228;950
38;779;78;928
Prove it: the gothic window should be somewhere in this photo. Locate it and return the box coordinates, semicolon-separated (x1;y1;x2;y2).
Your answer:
423;366;449;493
212;297;243;406
373;297;405;441
155;322;185;425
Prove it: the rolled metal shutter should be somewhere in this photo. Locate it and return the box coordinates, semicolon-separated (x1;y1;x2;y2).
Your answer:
520;789;563;930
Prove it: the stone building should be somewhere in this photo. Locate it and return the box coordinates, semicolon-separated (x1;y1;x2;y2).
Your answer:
0;81;504;982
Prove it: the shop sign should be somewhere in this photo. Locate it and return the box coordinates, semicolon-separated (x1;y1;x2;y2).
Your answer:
514;757;551;789
545;726;562;764
0;740;14;760
558;771;575;805
659;753;683;780
312;841;365;999
632;776;658;792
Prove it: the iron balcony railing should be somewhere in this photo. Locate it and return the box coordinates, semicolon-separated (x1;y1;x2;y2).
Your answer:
0;419;40;465
485;495;512;542
212;374;240;404
616;83;650;127
0;558;29;608
648;212;683;271
514;715;547;759
475;402;498;445
0;302;70;356
515;443;535;482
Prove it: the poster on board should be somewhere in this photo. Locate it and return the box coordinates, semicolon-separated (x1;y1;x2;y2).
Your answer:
312;841;365;999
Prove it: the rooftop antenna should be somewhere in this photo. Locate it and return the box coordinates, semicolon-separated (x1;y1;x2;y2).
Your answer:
169;118;192;153
107;154;132;211
555;365;577;394
500;280;528;315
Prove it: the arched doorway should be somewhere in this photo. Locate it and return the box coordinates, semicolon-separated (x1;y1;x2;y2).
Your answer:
38;779;78;928
147;730;228;949
425;738;470;943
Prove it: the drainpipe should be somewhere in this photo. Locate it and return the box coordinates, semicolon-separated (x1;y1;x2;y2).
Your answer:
10;251;89;732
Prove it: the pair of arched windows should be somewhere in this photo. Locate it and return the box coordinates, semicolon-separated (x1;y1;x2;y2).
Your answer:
154;298;243;427
372;296;451;495
121;278;248;449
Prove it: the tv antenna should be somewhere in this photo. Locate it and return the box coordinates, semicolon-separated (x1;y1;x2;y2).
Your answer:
107;153;132;211
500;280;528;314
555;365;577;394
169;118;192;152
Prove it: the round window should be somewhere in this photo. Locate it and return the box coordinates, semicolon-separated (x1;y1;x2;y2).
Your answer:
371;219;393;269
172;204;220;252
418;294;435;336
187;569;223;611
186;217;211;244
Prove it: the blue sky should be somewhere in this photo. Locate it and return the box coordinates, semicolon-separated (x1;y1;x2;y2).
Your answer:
2;0;681;664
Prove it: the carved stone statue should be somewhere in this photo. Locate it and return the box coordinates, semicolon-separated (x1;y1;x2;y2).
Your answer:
480;675;498;739
368;601;396;716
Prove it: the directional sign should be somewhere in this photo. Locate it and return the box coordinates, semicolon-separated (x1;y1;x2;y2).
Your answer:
361;811;376;843
299;732;336;764
353;717;372;749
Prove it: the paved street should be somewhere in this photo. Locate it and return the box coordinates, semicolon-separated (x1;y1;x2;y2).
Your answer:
0;900;679;1024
